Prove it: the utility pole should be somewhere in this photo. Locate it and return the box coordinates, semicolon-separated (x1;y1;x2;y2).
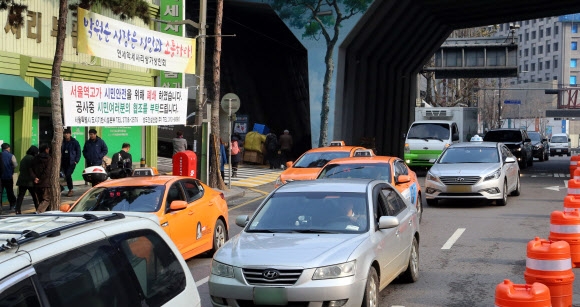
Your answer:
497;77;502;128
195;0;207;126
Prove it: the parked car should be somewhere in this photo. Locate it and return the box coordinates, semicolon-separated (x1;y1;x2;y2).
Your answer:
527;131;549;161
316;155;423;223
425;142;520;206
550;133;571;156
0;212;201;306
61;167;229;260
209;179;420;307
275;141;372;187
483;128;533;168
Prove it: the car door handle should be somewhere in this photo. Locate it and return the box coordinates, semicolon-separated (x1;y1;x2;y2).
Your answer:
396;229;400;236
161;222;168;227
188;210;194;215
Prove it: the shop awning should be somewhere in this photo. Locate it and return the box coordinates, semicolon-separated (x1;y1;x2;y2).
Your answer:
34;78;52;97
0;74;38;98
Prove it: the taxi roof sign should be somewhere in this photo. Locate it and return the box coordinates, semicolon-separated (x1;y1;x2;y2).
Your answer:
329;141;345;147
132;167;159;177
353;149;374;157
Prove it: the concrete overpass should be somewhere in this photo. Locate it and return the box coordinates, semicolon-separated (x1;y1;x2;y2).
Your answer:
336;0;580;157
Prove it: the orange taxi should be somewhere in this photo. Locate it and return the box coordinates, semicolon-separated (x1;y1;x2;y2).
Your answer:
316;156;423;222
275;141;372;187
61;168;229;260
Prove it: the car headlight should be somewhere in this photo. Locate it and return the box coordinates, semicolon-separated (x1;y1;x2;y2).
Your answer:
515;147;522;151
312;260;356;280
211;260;235;278
484;168;501;181
426;171;442;184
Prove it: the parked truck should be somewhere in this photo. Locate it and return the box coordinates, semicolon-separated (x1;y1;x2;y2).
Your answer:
404;107;478;168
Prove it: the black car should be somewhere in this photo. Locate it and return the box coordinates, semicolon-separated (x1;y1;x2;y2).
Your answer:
527;131;549;162
483;128;533;169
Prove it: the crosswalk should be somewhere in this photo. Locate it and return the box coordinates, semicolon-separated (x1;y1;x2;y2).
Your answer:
154;157;281;187
529;173;570;178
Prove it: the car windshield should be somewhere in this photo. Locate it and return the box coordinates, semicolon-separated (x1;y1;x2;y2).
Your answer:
528;132;541;142
293;151;351;168
483;130;522;142
439;147;499;163
407;123;450;140
247;192;368;234
71;185;165;212
551;136;568;143
318;163;391;181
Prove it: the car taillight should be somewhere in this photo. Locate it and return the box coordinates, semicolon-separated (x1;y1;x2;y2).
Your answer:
404;143;410;153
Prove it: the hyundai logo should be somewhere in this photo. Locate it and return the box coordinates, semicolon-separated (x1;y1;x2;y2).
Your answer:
263;269;280;280
455;177;465;182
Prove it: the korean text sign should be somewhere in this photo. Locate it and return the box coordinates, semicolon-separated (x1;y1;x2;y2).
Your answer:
77;8;196;73
62;81;189;127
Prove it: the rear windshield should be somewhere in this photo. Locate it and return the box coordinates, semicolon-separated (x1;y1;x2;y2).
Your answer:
483;130;522;142
71;185;165;212
293;151;351;168
318;163;391;181
407;123;450;140
551;136;568;143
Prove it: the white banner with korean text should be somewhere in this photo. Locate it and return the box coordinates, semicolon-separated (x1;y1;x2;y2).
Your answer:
62;81;189;127
77;8;196;73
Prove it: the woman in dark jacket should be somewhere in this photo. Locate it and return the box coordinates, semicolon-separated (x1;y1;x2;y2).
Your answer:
15;145;39;214
30;144;53;213
230;134;242;178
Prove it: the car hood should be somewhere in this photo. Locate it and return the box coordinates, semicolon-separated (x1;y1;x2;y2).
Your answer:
430;163;499;176
280;168;321;182
214;232;367;268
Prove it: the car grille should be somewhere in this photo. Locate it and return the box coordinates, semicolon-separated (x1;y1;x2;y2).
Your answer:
237;301;308;307
242;268;303;286
439;176;480;185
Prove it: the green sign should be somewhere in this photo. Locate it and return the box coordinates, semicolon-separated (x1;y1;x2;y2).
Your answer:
101;126;142;168
159;0;185;89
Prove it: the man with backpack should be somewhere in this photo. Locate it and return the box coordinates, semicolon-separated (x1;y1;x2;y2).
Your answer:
109;143;133;179
265;130;279;169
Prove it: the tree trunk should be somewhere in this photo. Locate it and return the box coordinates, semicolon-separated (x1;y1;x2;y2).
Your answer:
318;40;336;148
209;0;226;190
49;0;68;210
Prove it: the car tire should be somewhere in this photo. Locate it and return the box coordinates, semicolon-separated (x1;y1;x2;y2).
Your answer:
510;174;521;196
362;267;379;307
399;237;419;283
539;151;545;162
496;181;508;206
426;199;438;206
210;219;228;254
416;193;423;224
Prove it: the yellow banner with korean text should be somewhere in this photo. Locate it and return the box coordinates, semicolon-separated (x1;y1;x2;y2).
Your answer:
77;8;196;74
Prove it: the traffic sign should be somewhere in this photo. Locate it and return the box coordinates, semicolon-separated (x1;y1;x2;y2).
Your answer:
504;99;521;105
220;93;241;113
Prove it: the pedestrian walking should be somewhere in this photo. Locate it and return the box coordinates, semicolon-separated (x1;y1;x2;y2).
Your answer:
265;130;279;169
172;130;188;155
230;134;242;178
30;144;52;213
220;138;227;180
83;128;108;167
0;143;18;211
61;128;81;197
279;129;293;168
15;145;39;214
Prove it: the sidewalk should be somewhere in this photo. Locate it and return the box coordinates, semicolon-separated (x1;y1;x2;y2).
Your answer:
10;182;246;214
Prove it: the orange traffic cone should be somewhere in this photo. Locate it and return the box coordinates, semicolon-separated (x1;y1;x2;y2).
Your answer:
495;279;551;307
569;155;580;179
549;210;580;267
524;237;574;307
563;195;580;212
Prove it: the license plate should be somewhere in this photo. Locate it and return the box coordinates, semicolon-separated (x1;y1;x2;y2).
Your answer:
447;185;471;193
254;287;287;305
556;149;561;152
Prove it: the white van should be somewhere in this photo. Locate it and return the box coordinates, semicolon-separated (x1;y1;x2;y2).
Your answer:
549;133;571;156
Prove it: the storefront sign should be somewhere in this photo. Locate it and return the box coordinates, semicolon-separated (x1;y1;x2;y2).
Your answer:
62;81;189;126
77;8;196;73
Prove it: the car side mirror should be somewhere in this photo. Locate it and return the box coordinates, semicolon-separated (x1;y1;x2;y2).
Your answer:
286;161;293;168
59;203;71;212
169;200;188;211
235;215;249;227
396;175;411;184
452;133;459;141
378;216;399;229
505;157;516;164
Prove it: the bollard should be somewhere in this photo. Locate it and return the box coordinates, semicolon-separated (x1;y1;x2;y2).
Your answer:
495;279;551;307
569;155;580;178
140;157;146;167
524;237;574;307
563;195;580;212
549;210;580;267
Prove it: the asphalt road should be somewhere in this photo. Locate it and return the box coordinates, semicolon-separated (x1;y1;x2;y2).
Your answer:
187;155;579;307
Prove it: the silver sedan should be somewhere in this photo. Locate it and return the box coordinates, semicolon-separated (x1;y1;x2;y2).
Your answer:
209;179;420;307
425;141;521;206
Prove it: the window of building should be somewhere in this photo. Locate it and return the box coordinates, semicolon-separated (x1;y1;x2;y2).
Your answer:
554;76;558;80
539;46;543;54
525;48;529;56
532;47;536;56
524;80;528;83
546;60;550;69
547;27;551;36
500;24;504;32
531;63;536;71
554;42;559;52
571;59;578;68
547;42;551;53
540;28;544;38
532;31;537;39
571;76;577;85
525;32;529;41
524;64;529;71
525;20;530;25
538;78;542;82
573;42;578;50
555;25;559;35
533;19;536;25
573;24;578;34
519;34;523;42
519;50;522;57
539;61;543;70
555;59;558;68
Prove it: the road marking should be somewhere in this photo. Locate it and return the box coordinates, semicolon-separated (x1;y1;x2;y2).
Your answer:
545;186;562;191
441;228;465;250
195;276;209;287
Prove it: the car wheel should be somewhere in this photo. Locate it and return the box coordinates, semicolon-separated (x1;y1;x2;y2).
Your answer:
496;181;508;206
416;193;423;224
211;219;228;254
362;267;379;307
511;174;521;196
426;199;438;206
399;237;419;283
539;151;545;162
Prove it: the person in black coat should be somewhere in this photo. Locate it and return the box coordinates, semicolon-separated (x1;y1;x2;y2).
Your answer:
30;144;53;213
61;128;81;197
83;128;108;167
